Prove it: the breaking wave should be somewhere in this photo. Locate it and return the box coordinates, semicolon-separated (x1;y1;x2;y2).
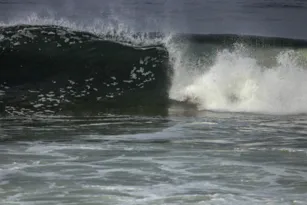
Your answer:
1;15;307;116
169;42;307;115
0;25;171;116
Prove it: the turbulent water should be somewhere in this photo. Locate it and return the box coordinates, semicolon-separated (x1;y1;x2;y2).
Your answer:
1;1;307;205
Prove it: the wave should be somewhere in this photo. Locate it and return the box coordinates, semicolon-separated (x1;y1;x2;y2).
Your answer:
0;25;171;116
1;22;307;116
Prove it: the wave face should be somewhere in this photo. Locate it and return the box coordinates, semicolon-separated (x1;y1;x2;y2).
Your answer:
0;25;170;115
1;22;307;116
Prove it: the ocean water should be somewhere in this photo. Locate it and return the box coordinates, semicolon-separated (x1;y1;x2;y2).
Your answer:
1;1;307;204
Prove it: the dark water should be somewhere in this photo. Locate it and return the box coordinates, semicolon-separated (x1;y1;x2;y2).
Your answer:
1;1;307;205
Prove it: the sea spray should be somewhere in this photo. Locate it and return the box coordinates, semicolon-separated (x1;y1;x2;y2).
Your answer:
168;43;307;114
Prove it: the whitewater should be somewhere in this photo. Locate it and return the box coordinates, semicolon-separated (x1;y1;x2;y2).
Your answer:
169;43;307;114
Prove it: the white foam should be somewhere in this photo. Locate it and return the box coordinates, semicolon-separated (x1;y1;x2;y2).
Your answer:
169;44;307;115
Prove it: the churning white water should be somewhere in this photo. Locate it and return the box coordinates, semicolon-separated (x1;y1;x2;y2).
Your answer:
168;43;307;114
